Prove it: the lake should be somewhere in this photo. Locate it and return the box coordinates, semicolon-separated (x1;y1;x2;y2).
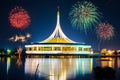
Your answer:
0;57;120;80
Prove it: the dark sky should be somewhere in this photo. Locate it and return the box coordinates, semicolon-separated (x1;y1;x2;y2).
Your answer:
0;0;120;51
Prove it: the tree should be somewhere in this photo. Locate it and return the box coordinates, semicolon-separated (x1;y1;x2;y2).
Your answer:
101;48;107;55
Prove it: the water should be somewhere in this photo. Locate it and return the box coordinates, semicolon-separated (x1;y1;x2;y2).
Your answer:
0;57;120;80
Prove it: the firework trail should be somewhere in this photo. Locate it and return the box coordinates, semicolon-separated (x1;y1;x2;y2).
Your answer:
96;22;114;50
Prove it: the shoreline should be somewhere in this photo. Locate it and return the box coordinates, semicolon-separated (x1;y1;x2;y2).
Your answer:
0;53;120;58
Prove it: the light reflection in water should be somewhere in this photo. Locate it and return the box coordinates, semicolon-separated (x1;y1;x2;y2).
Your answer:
100;57;120;70
16;56;22;67
7;58;11;74
100;58;113;67
3;57;120;80
25;58;93;80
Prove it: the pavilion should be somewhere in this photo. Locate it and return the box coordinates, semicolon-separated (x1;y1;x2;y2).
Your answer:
25;8;92;54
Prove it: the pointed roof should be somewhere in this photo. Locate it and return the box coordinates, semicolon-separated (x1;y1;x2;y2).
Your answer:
39;8;77;43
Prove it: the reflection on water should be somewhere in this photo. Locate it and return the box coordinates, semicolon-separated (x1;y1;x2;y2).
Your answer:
16;56;23;67
99;57;113;68
0;57;120;80
25;58;93;80
100;57;120;69
7;57;10;74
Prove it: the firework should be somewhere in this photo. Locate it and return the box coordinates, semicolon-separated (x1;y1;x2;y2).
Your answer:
96;22;114;40
69;1;101;32
26;33;31;38
9;6;31;29
9;33;31;43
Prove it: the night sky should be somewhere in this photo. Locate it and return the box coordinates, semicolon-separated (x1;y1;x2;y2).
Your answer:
0;0;120;51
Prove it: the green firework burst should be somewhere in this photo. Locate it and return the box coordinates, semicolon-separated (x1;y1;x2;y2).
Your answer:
69;1;101;32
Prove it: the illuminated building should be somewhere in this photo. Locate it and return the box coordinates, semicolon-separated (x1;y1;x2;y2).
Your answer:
25;8;92;54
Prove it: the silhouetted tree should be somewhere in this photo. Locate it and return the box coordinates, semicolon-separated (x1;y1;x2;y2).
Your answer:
94;66;103;80
113;50;118;55
94;66;115;80
102;66;115;80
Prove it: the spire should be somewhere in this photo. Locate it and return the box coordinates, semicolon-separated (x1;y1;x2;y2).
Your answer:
39;6;76;43
57;6;60;25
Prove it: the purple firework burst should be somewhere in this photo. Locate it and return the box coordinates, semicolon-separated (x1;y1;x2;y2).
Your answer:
96;22;114;40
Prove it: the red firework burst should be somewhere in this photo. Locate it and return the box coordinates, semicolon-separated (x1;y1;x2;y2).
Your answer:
9;6;31;29
96;22;114;40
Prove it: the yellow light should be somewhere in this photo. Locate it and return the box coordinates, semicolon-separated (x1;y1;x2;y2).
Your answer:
107;50;113;55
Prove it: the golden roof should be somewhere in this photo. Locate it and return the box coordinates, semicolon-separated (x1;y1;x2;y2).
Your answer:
42;38;75;43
